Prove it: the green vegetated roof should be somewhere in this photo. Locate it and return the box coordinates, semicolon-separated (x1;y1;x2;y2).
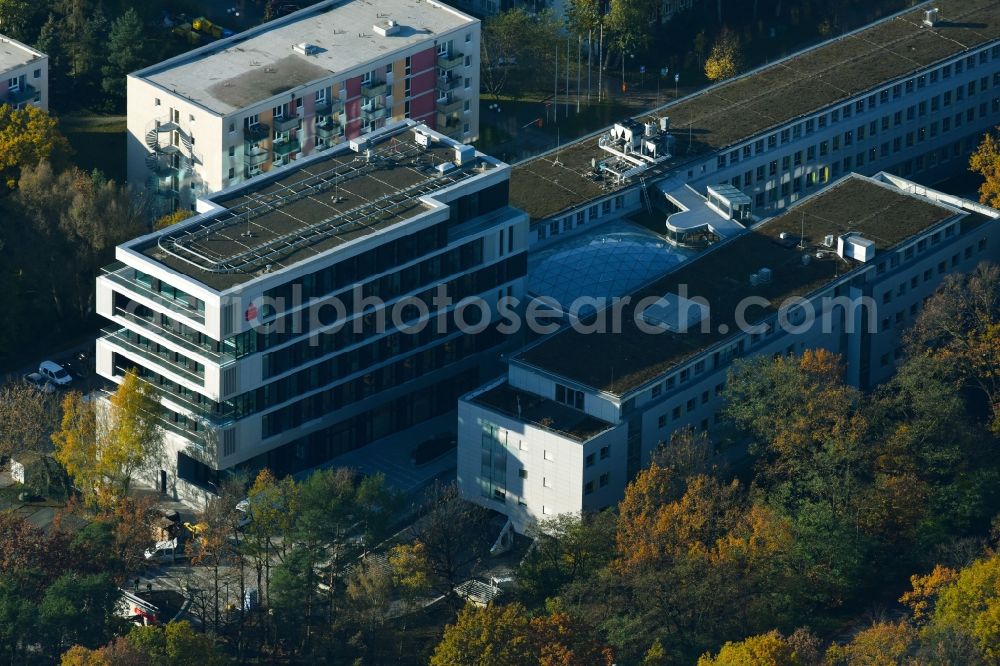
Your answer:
516;175;959;395
510;0;1000;221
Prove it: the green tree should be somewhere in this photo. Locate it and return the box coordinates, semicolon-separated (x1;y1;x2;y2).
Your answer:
40;572;120;654
0;105;71;188
824;622;919;665
905;262;1000;434
101;9;146;110
480;9;561;100
927;551;1000;662
606;0;659;57
0;0;35;41
124;620;226;665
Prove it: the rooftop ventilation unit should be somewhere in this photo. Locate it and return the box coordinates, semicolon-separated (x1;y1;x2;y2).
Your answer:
293;42;320;56
750;267;773;285
350;137;368;153
436;161;457;175
640;294;710;333
455;143;475;166
837;233;875;262
414;131;431;148
823;234;835;247
923;7;939;28
373;19;401;37
660;116;670;132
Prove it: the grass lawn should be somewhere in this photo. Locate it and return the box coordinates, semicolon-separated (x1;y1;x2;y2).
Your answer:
60;115;127;184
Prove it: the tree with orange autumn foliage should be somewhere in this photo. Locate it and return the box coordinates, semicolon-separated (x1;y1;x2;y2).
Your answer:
609;470;796;660
430;602;613;666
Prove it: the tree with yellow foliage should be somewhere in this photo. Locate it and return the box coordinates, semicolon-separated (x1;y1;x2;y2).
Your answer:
704;29;743;82
969;128;1000;208
154;209;194;230
52;369;163;507
0;105;71;189
697;630;801;666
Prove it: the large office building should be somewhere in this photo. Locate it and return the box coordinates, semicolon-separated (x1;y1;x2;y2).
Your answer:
127;0;480;215
457;0;1000;531
0;34;47;111
459;173;1000;532
512;1;1000;249
99;121;526;503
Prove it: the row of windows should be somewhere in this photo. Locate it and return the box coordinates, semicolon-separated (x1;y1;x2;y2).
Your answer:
536;195;625;240
251;250;521;378
717;46;1000;169
731;100;994;201
261;329;497;438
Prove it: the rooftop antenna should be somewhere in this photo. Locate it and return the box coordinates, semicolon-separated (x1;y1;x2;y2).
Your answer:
241;207;252;237
551;129;563;167
797;212;806;249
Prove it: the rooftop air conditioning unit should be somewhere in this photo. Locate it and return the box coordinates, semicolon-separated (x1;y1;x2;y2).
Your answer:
660;116;670;132
823;234;835;247
923;7;939;28
455;143;475;166
373;19;401;37
350;137;368;153
837;233;875;262
415;131;431;148
293;42;320;56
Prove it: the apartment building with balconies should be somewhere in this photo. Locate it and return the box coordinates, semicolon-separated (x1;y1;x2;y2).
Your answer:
99;121;526;504
0;34;47;111
458;173;1000;533
127;0;480;215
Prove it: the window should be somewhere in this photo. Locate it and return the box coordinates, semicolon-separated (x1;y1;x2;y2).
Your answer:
658;415;667;428
554;384;584;409
584;481;594;495
686;398;696;412
651;384;662;398
518;468;527;479
32;68;40;79
599;473;609;487
672;406;681;419
586;453;595;467
600;446;610;460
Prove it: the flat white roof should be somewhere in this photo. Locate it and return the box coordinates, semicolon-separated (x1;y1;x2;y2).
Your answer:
137;0;476;115
0;35;45;75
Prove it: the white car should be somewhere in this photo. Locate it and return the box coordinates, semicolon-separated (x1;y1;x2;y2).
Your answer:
144;537;178;563
38;361;72;387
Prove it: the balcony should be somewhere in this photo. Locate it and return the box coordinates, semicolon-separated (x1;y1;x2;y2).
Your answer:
273;137;301;157
101;263;205;324
437;51;464;70
438;75;462;94
4;83;39;106
316;118;342;139
102;326;205;386
273;114;301;132
437;112;462;129
244;122;270;143
436;96;463;114
111;305;230;364
361;102;387;121
244;148;268;167
361;81;388;98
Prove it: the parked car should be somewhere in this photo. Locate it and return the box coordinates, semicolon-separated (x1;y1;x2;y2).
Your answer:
22;372;56;394
144;537;179;563
38;361;72;387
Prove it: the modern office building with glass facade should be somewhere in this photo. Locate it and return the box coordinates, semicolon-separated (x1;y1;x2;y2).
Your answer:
98;121;527;503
